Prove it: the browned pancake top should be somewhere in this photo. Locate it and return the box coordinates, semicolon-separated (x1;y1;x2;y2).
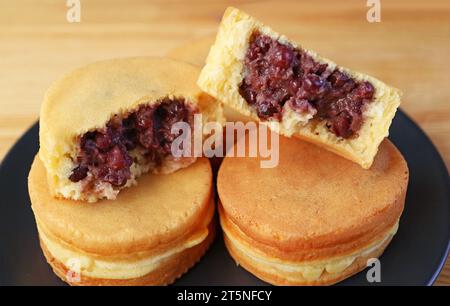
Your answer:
218;136;408;248
29;157;212;255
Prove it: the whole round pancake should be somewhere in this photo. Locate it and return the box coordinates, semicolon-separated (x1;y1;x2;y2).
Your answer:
218;136;408;262
29;155;215;284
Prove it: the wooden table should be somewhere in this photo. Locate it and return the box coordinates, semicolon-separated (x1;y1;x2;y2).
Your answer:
0;0;448;285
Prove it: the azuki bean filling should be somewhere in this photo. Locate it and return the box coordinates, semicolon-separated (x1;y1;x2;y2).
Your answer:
239;32;375;138
69;98;197;188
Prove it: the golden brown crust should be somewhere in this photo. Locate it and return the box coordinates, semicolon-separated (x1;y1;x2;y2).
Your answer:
40;220;216;286
29;155;214;256
217;133;407;285
39;57;224;201
223;230;392;286
217;136;408;253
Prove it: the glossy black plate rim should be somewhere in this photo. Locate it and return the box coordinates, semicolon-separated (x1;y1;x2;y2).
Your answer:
396;112;450;285
0;110;449;286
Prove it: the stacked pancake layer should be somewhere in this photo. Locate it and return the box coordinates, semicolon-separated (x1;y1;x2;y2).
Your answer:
218;136;408;285
29;156;215;285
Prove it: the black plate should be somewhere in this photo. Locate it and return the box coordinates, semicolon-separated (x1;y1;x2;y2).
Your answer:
0;110;449;286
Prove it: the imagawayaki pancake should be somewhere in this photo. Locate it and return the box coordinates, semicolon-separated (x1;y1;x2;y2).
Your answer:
40;57;223;202
198;7;402;169
29;156;215;286
217;135;408;285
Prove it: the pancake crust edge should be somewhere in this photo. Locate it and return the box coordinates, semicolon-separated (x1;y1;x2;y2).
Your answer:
223;228;392;286
40;219;216;286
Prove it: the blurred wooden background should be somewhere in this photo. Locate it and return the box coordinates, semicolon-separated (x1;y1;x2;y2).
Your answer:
0;0;448;285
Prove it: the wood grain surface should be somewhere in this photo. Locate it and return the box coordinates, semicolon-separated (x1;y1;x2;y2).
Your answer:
0;0;448;285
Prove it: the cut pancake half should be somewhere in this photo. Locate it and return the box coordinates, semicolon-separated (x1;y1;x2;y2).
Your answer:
198;7;401;168
40;57;223;202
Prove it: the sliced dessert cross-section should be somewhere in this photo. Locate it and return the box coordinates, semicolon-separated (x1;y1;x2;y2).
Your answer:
68;98;198;198
240;31;375;139
198;7;402;168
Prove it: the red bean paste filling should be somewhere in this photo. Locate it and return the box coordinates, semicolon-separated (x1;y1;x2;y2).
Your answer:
69;98;197;188
239;32;375;138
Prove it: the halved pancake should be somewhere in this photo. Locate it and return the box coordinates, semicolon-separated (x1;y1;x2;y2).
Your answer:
198;7;401;169
40;57;223;202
